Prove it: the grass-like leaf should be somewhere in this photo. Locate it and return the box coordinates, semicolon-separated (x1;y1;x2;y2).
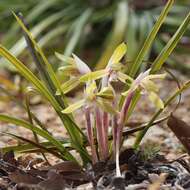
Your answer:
1;139;70;154
0;45;61;111
0;45;90;164
129;0;174;77
0;114;76;161
151;11;190;73
13;12;65;99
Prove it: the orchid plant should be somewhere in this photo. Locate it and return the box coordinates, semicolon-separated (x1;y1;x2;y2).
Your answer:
0;3;190;181
59;43;165;177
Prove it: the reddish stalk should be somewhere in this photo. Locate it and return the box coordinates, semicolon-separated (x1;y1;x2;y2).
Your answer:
102;112;109;158
115;91;134;176
118;91;134;144
112;114;118;157
85;107;98;164
95;106;107;160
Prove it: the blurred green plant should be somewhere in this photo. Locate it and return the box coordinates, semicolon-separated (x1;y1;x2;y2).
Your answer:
0;0;190;73
0;2;190;178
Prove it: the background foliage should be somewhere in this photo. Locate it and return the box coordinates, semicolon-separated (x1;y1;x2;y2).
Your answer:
0;0;190;73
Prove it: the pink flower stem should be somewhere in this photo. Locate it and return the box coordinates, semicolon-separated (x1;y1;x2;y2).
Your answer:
112;114;118;157
115;91;134;177
117;91;134;145
95;106;106;161
103;112;109;158
85;107;98;164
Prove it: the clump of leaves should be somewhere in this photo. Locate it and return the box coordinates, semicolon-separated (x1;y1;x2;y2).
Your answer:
0;1;190;183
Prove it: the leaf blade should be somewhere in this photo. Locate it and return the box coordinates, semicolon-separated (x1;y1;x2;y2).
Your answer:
129;0;174;77
151;11;190;73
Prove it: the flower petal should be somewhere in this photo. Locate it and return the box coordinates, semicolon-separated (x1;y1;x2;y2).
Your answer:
146;73;166;80
108;42;127;67
60;77;80;94
85;81;97;101
79;69;108;82
72;53;91;74
62;99;86;114
58;65;78;76
148;92;164;109
141;80;159;92
97;86;114;99
117;71;133;83
55;52;75;65
97;99;117;114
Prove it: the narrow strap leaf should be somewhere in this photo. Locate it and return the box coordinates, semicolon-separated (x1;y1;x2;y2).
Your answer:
0;45;90;163
129;0;174;77
13;12;65;100
151;11;190;73
0;114;76;162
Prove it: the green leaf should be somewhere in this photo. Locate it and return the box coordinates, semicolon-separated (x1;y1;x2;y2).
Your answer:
62;99;86;114
151;11;190;73
0;114;76;161
79;69;108;82
0;45;90;164
1;139;70;154
125;11;139;62
0;45;60;111
13;12;65;100
1;10;68;67
129;0;174;77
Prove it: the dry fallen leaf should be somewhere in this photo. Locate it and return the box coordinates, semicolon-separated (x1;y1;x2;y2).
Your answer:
41;161;82;173
38;170;66;190
9;169;42;184
167;114;190;155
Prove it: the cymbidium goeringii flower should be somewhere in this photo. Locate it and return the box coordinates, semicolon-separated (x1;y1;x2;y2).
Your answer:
122;69;166;109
